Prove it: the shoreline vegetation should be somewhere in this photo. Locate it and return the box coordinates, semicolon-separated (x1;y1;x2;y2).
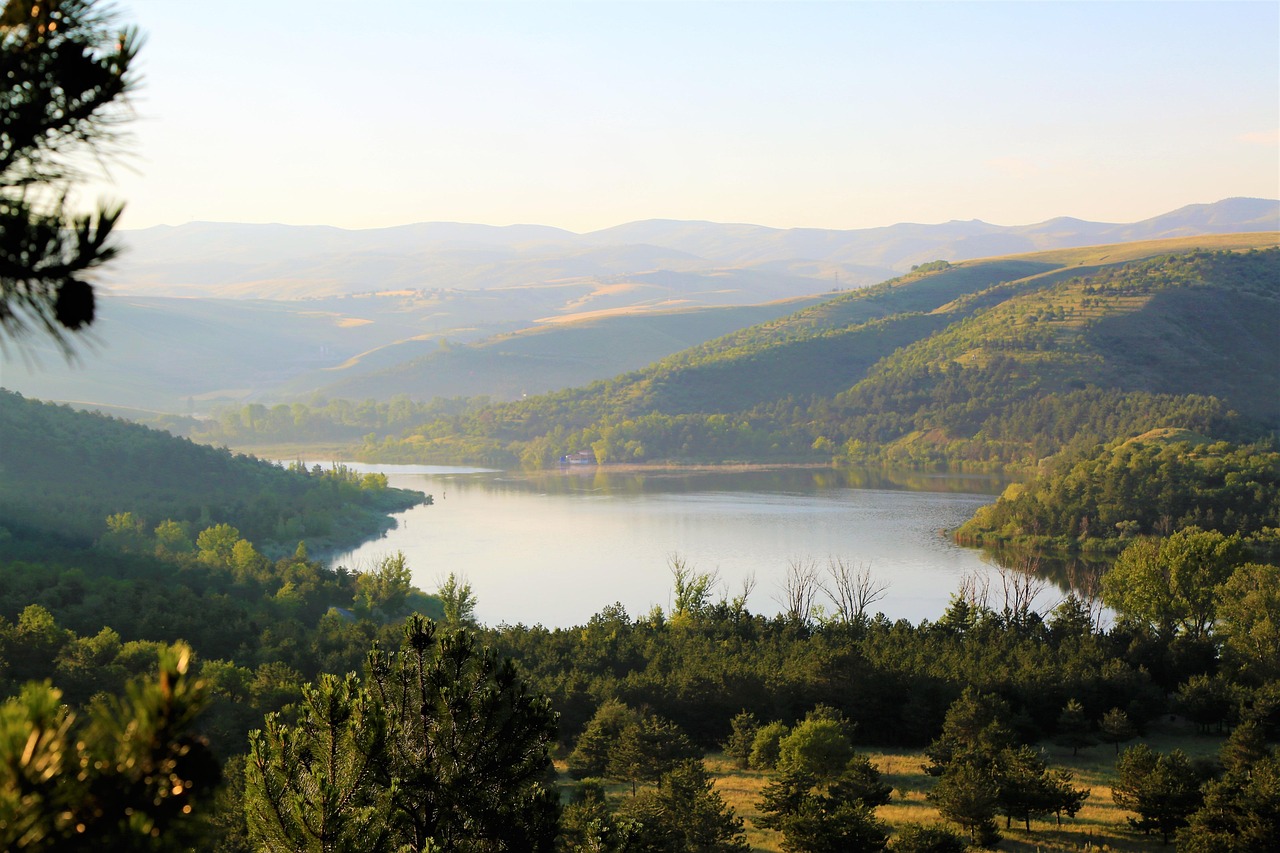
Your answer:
4;243;1279;849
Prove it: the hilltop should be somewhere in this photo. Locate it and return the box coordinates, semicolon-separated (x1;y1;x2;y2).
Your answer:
1;198;1274;415
0;390;426;556
353;236;1279;469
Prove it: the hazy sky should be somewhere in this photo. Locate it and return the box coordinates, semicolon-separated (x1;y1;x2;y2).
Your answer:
92;1;1279;233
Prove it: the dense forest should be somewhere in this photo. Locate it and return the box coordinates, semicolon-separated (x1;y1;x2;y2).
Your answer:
3;504;1278;850
4;0;1276;848
957;430;1280;558
327;246;1277;471
4;239;1279;851
0;390;427;556
151;244;1279;474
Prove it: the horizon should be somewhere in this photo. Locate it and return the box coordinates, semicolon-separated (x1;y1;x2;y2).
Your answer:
90;1;1278;234
117;195;1279;236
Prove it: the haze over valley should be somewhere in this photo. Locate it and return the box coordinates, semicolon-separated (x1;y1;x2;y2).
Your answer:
4;198;1275;416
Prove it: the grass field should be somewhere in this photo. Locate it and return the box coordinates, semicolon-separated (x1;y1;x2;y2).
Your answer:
559;717;1228;851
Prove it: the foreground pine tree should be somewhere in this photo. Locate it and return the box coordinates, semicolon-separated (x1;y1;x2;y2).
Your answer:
245;616;559;852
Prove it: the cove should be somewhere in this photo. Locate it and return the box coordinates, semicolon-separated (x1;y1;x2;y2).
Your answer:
331;464;1020;629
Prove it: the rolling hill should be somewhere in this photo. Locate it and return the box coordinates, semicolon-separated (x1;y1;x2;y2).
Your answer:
1;199;1274;417
360;234;1279;468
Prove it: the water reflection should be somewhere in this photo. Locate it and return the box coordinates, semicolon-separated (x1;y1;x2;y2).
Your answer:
331;464;1040;628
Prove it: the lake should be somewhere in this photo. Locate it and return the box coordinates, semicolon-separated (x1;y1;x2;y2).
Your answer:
331;464;1031;629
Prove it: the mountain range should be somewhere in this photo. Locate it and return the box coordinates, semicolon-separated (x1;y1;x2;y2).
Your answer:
1;197;1275;415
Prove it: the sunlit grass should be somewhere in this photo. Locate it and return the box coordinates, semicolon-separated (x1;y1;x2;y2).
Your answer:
696;719;1226;852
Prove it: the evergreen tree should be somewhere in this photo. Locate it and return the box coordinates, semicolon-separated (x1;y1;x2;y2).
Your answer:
924;687;1014;775
366;616;560;852
758;754;892;853
1099;707;1137;754
885;823;968;853
1111;745;1203;844
617;760;750;852
0;643;219;851
1179;749;1280;853
606;713;700;795
567;699;640;780
244;673;395;853
993;745;1088;831
722;710;759;770
0;0;140;349
926;762;999;847
1053;698;1096;756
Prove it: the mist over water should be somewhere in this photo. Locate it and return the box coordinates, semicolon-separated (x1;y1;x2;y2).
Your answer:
332;465;1025;628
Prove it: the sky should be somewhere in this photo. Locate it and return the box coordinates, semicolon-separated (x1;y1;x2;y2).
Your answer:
86;0;1280;234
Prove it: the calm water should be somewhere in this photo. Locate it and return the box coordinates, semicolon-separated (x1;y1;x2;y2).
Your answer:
331;465;1016;629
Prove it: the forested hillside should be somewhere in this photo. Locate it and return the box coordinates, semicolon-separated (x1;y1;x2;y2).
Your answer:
957;429;1280;557
0;391;425;555
351;240;1279;469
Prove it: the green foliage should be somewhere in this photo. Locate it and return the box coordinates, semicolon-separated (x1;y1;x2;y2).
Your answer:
924;688;1014;775
926;762;999;847
1053;699;1095;756
776;716;856;782
1098;707;1137;754
0;643;219;852
886;823;968;853
1179;747;1280;852
354;551;413;619
757;754;892;853
1101;527;1246;639
749;720;791;770
616;760;750;852
722;710;758;770
959;433;1280;552
435;571;477;629
606;713;701;795
1215;562;1280;680
993;745;1088;832
0;0;140;349
1111;744;1204;844
239;618;567;852
366;616;560;851
568;699;641;780
354;247;1279;470
0;391;427;555
244;673;395;853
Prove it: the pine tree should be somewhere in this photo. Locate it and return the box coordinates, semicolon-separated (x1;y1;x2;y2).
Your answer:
0;643;219;851
1099;706;1137;754
1053;699;1096;756
723;710;759;770
244;673;396;853
0;0;140;348
367;616;560;852
1112;745;1203;844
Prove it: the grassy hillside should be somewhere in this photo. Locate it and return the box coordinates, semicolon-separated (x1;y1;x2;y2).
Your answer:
359;236;1278;467
309;297;827;402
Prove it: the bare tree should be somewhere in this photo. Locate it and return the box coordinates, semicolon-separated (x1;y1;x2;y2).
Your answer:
777;558;820;625
820;557;888;625
723;571;757;619
995;554;1050;630
957;570;991;613
1065;560;1107;631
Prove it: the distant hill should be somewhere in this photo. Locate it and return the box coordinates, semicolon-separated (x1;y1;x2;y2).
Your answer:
106;197;1277;298
363;235;1279;468
3;199;1274;417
